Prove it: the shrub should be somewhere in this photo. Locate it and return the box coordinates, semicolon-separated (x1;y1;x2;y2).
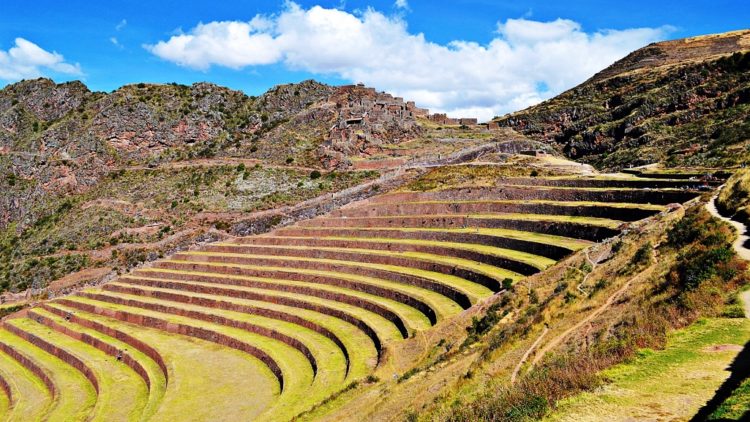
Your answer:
310;170;322;179
286;157;294;164
502;278;513;290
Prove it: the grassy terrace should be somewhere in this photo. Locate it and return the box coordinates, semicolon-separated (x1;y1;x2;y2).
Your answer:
59;293;326;418
7;316;148;421
0;328;96;420
395;199;667;210
117;274;403;345
273;227;593;252
302;214;624;229
44;302;280;421
93;284;350;380
32;305;167;420
215;238;555;276
103;281;377;380
0;348;51;421
215;238;553;272
201;245;511;296
168;254;467;320
135;267;432;335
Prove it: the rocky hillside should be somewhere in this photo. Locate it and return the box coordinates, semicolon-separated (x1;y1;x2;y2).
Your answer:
0;79;429;227
0;78;443;295
495;29;750;170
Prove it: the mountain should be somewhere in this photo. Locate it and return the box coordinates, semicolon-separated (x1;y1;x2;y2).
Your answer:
494;29;750;170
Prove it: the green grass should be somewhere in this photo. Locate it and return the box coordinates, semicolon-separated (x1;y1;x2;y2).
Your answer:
45;302;281;421
211;243;505;300
0;328;96;421
7;317;149;421
146;264;433;333
66;292;312;387
0;348;52;422
95;284;350;388
175;253;465;320
33;306;167;420
710;376;750;420
547;318;750;421
364;199;667;211
120;273;404;344
325;213;624;229
280;227;593;252
107;281;377;382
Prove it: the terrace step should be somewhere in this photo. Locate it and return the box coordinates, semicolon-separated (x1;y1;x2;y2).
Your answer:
58;293;302;395
103;281;377;379
270;227;591;259
195;244;503;303
117;274;401;351
60;292;346;419
480;176;707;189
208;240;540;284
159;256;461;325
296;215;621;242
0;328;96;420
0;347;52;421
31;305;167;420
331;200;663;221
7;316;148;421
93;284;350;383
369;186;700;205
139;264;433;335
41;304;280;421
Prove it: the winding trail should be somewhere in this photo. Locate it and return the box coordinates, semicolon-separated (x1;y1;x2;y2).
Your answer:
705;189;750;317
510;326;548;384
529;255;657;369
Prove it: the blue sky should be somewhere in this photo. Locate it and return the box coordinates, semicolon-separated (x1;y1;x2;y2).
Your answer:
1;1;747;119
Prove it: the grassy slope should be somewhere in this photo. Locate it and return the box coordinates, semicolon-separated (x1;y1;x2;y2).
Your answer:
0;349;51;421
48;302;281;421
547;318;750;421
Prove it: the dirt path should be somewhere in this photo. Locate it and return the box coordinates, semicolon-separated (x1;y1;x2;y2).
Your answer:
530;259;656;368
705;189;750;319
705;189;750;262
510;326;549;384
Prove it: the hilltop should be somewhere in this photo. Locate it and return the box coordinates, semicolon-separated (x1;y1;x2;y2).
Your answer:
495;29;750;170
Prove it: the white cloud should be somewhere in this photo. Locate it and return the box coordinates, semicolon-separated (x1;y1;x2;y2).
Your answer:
146;3;672;120
394;0;408;9
116;19;127;31
0;38;82;81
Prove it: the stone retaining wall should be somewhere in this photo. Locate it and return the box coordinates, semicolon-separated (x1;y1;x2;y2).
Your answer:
161;258;438;325
4;322;99;395
41;303;169;387
370;187;699;205
332;202;659;222
130;271;410;339
58;296;286;392
27;309;151;391
117;277;384;356
298;217;619;242
270;229;574;260
85;290;319;377
103;283;352;376
0;341;56;399
203;245;481;305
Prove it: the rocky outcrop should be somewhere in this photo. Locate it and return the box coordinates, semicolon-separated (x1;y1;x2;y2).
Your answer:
495;30;750;170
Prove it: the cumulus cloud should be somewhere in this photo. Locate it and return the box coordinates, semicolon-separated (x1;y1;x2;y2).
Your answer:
0;38;82;81
394;0;408;9
146;3;672;120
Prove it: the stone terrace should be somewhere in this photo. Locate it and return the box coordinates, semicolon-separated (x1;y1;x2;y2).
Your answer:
0;171;714;420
